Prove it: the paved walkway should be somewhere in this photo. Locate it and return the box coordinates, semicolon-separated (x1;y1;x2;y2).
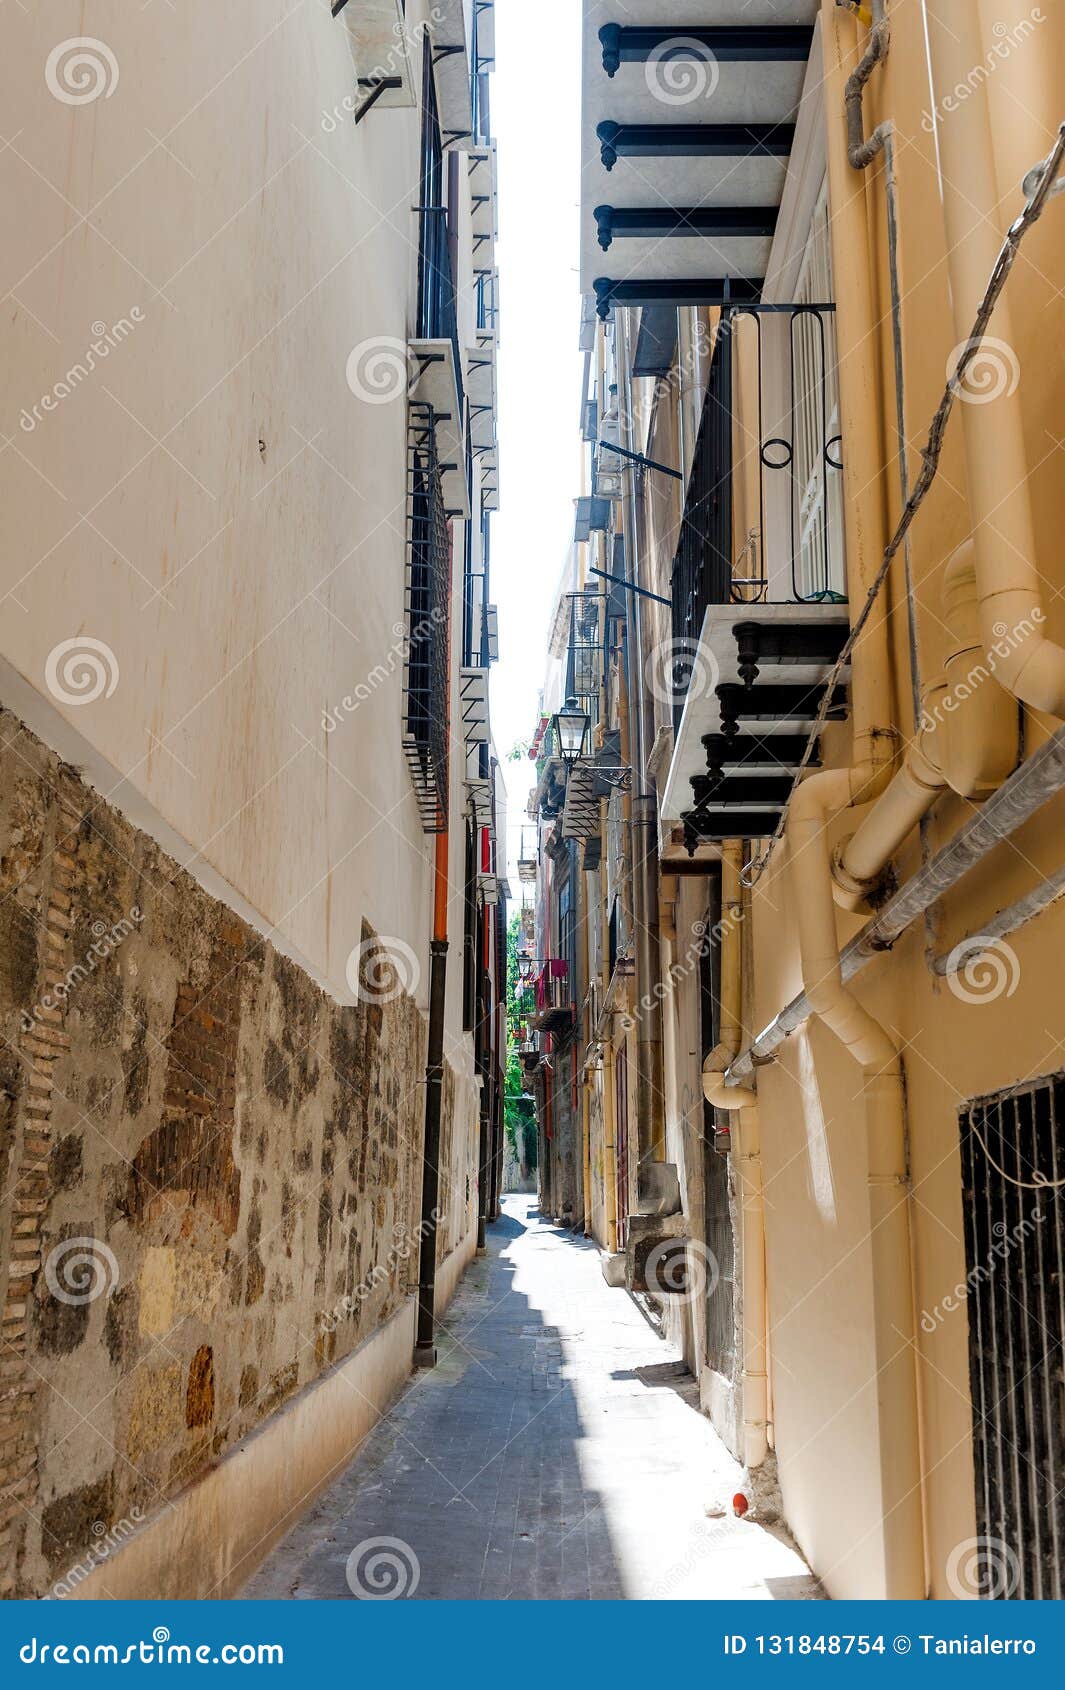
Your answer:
243;1196;821;1601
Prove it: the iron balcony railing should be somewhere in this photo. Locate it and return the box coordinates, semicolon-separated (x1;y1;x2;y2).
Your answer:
403;402;451;834
670;302;843;726
417;42;464;410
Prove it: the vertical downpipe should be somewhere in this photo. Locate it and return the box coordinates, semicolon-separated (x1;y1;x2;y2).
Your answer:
477;825;492;1252
414;522;453;1369
414;841;451;1367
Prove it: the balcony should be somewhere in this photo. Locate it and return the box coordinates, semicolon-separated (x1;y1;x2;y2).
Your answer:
660;303;850;846
430;0;474;148
332;0;416;112
580;2;818;320
530;964;574;1036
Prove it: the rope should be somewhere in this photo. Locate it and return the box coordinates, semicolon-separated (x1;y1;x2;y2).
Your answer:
743;122;1065;888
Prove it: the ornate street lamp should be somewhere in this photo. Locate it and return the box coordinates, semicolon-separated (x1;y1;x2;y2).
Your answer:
553;696;590;766
516;950;535;984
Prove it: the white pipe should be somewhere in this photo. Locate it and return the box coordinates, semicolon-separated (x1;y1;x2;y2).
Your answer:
790;769;925;1598
700;845;767;1468
926;2;1065;718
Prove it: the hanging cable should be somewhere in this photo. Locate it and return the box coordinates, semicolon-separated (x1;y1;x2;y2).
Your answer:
967;1115;1065;1191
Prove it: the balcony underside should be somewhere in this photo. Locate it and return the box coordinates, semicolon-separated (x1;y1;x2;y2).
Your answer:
581;1;817;305
662;602;850;838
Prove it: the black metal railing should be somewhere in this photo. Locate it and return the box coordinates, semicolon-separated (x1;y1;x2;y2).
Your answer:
670;323;733;729
404;403;450;834
726;304;843;605
472;1;492;144
417;44;463;406
669;303;843;726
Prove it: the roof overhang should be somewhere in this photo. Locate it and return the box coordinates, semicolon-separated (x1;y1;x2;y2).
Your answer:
581;2;818;316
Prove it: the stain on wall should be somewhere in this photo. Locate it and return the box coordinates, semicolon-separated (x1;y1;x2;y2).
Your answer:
0;708;477;1597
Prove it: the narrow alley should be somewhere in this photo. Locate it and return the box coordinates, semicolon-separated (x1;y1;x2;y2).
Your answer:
243;1199;819;1602
4;0;1065;1637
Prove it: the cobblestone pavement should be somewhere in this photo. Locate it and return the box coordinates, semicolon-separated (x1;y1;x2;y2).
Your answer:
242;1196;822;1601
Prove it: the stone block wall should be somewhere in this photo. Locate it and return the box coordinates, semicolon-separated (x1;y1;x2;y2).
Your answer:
0;708;475;1598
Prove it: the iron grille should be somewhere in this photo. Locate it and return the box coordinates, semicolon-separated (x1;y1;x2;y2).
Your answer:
404;403;450;833
959;1073;1065;1599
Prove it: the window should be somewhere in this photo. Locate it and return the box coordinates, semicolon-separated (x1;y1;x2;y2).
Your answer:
958;1073;1065;1598
402;410;450;832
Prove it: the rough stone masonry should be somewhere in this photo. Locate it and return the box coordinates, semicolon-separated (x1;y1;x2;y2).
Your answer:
0;706;473;1598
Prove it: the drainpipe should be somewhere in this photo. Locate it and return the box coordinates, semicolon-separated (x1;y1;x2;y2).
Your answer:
414;503;454;1368
790;770;925;1597
616;309;667;1173
925;2;1065;717
581;871;593;1236
414;825;451;1369
700;845;767;1469
759;18;925;1580
833;542;1018;903
820;0;900;811
476;828;492;1253
600;795;619;1256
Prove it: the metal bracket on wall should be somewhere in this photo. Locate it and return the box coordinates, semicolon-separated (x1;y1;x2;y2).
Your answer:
353;77;403;124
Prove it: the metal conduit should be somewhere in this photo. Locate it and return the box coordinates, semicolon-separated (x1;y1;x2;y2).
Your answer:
727;720;1065;1083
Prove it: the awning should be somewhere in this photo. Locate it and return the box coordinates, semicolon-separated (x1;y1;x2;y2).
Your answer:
581;2;817;317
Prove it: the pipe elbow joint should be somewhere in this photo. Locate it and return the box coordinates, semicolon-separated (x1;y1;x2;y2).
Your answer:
702;1053;757;1111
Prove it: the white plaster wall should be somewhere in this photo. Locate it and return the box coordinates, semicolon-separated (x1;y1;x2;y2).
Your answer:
0;1;479;1033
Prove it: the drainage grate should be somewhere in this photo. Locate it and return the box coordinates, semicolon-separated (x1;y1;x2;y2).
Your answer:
959;1073;1065;1599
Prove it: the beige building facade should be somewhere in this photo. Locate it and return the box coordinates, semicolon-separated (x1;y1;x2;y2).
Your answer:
525;0;1065;1601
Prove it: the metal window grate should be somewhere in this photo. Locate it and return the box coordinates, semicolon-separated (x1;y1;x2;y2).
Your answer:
959;1073;1065;1599
403;403;450;834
